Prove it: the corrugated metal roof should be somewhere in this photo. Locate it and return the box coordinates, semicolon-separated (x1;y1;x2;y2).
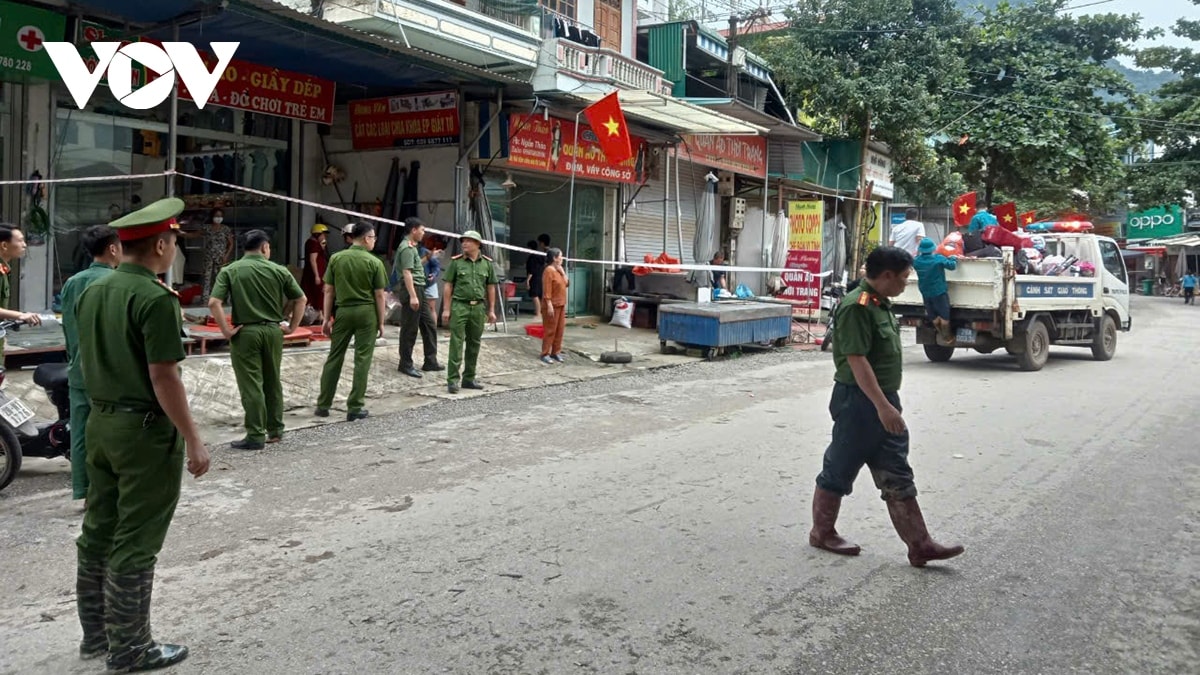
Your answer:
64;0;528;89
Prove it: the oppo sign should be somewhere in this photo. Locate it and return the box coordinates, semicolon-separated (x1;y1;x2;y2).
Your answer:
1126;205;1184;238
1128;213;1175;230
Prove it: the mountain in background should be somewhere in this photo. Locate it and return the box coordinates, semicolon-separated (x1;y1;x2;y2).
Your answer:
953;1;1178;95
955;0;1023;9
1106;60;1179;94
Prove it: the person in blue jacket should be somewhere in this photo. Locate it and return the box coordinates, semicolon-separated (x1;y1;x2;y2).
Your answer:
912;237;957;342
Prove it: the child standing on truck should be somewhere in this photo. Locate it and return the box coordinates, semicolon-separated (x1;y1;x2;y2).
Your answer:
912;237;957;343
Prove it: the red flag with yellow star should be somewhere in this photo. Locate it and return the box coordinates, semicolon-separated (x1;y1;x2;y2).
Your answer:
993;202;1018;232
582;92;633;164
952;192;977;227
1019;211;1037;227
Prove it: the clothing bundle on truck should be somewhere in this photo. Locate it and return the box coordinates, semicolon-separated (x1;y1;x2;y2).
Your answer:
892;222;1132;372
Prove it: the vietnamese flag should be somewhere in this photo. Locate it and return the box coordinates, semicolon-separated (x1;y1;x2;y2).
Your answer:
993;202;1018;231
582;92;633;163
952;192;977;227
1019;211;1037;227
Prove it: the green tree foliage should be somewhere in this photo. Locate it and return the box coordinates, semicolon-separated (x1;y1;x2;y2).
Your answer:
753;0;969;205
937;0;1147;215
1129;0;1200;209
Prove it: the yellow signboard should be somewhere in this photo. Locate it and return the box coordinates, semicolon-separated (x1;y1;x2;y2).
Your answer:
787;201;823;250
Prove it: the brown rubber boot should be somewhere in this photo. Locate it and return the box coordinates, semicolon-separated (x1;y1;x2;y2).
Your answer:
808;488;861;556
885;498;964;567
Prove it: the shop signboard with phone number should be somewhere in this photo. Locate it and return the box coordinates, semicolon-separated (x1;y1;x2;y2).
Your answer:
0;1;67;82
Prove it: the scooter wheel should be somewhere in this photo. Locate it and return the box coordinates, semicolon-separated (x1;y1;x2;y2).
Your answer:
0;423;23;492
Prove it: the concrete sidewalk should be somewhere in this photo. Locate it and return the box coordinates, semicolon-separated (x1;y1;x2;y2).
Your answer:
5;315;702;446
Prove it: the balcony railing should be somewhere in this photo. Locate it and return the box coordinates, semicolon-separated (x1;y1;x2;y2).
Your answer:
549;38;673;94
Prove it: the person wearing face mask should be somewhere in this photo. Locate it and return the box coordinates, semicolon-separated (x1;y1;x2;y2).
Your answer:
181;208;234;302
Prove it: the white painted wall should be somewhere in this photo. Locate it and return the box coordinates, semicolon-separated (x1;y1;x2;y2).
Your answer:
736;204;767;295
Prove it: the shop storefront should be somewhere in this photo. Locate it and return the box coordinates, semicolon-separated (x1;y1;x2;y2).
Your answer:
47;22;336;304
479;112;628;316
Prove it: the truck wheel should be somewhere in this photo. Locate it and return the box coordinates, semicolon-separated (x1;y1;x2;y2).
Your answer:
923;344;955;362
1091;315;1117;361
1016;321;1050;372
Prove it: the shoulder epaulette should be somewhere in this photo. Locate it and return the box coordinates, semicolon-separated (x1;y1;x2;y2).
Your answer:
155;279;181;298
855;292;880;307
0;264;9;275
451;254;463;260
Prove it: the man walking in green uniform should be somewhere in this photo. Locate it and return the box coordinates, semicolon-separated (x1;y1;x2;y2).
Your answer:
809;246;963;568
394;217;442;378
208;230;305;450
74;197;210;671
316;222;387;421
0;225;44;351
60;224;121;502
441;230;497;394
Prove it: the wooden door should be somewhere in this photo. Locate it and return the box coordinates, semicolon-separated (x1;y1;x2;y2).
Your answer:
595;0;622;51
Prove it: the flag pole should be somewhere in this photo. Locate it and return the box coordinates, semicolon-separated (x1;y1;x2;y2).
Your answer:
565;109;581;315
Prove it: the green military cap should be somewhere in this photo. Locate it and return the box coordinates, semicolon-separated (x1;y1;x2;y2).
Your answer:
109;197;185;242
461;230;483;244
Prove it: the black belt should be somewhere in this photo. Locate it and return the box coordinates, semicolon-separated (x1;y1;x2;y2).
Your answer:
458;299;483;306
91;402;166;427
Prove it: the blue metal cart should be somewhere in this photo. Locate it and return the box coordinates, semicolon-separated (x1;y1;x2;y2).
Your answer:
658;301;793;359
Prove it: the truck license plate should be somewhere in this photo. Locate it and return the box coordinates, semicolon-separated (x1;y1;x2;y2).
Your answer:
955;327;977;344
0;396;35;427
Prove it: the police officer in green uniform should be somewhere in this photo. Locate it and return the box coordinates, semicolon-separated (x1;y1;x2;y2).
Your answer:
441;230;497;394
316;222;388;421
0;224;44;353
394;217;441;378
208;229;305;450
74;197;211;671
60;224;121;501
809;246;964;568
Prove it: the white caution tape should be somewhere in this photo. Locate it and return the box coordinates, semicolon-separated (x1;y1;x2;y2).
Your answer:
186;174;835;277
0;171;174;186
2;169;835;278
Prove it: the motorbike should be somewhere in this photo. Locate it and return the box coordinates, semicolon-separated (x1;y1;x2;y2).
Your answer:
819;283;846;352
0;318;71;493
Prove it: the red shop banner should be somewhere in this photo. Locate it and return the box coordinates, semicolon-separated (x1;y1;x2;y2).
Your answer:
777;250;822;308
140;40;336;124
678;134;767;179
348;91;460;150
507;114;644;184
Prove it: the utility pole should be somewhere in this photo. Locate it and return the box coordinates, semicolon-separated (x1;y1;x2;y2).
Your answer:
726;15;739;99
726;8;769;100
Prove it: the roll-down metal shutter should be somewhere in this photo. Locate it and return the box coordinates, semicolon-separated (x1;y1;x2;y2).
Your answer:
620;161;709;266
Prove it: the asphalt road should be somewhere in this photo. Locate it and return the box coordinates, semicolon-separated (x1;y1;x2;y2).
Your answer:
2;296;1196;674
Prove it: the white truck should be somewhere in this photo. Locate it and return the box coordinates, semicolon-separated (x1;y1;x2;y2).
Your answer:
891;232;1131;372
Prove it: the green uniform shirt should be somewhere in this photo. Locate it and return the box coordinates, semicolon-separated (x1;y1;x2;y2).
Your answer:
211;253;304;325
0;264;10;311
76;263;186;410
832;281;904;393
443;253;498;303
392;241;426;291
61;262;115;389
323;246;387;307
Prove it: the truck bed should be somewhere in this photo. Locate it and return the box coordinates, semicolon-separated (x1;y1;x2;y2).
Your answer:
894;258;1102;314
